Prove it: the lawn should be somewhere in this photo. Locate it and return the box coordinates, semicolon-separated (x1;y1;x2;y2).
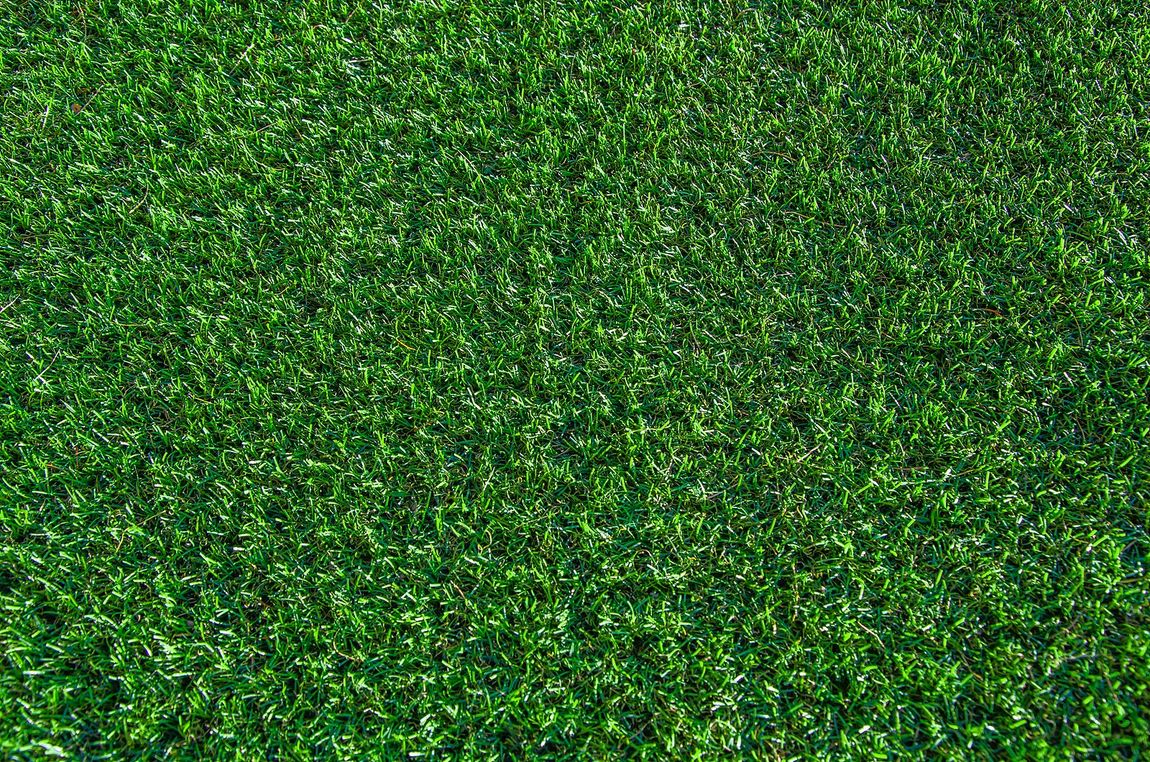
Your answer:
2;0;1149;757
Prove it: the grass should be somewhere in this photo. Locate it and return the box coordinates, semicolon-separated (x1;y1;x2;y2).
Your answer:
1;0;1149;757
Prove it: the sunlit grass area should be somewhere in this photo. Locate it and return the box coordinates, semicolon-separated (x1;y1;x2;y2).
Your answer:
2;0;1149;757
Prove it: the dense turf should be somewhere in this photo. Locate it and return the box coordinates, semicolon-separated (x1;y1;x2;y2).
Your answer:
2;0;1149;757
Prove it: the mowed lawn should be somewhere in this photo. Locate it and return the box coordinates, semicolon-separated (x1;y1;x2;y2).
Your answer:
2;0;1149;757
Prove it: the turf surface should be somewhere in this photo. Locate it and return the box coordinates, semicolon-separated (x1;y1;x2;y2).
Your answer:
2;0;1150;757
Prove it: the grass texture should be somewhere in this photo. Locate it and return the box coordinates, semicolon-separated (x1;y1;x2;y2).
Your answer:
2;0;1149;758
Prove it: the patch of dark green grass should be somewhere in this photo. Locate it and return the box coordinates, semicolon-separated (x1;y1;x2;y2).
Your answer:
1;0;1149;757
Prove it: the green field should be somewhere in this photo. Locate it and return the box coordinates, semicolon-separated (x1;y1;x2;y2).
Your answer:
2;0;1149;757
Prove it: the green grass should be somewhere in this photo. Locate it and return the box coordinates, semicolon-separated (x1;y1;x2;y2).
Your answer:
2;0;1149;757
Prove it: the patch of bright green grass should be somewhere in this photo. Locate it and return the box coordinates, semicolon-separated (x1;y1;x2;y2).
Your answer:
2;0;1149;757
